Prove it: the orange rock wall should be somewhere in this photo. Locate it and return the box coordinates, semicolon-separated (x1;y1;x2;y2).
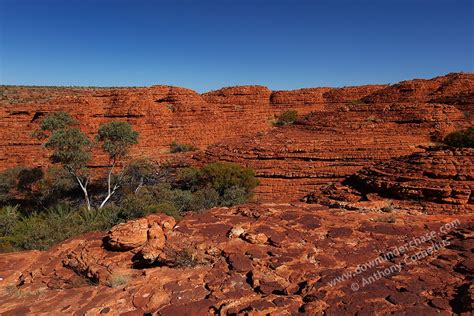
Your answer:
199;73;474;201
0;84;384;169
1;73;473;202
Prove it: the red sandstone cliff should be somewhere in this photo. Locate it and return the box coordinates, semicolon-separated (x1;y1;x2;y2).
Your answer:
0;73;473;203
199;73;473;201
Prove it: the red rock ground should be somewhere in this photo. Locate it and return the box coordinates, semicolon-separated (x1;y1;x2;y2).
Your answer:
0;204;472;315
0;73;473;315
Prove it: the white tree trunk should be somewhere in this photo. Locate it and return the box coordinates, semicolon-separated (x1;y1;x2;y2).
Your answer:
98;160;122;209
75;176;91;211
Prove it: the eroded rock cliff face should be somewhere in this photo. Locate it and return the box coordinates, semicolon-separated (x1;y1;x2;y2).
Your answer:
0;204;472;315
1;73;472;203
199;73;473;201
0;83;383;170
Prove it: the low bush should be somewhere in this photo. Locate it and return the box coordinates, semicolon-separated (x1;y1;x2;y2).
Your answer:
274;110;298;126
0;168;22;204
170;141;196;153
106;274;129;288
11;204;83;250
443;126;474;148
200;162;258;195
191;187;220;211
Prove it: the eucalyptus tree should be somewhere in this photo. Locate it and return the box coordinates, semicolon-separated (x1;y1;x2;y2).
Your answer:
37;112;138;210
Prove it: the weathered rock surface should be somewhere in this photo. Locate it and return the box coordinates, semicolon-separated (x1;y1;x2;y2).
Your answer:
305;148;473;214
0;204;472;315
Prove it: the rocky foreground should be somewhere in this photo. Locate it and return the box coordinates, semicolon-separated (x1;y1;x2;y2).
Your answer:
0;203;472;315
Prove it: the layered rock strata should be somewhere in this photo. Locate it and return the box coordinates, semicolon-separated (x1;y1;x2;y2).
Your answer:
305;148;473;214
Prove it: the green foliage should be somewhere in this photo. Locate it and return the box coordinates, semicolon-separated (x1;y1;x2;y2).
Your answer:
175;167;201;190
170;141;196;153
38;113;140;210
0;205;20;236
119;192;158;219
10;204;81;251
118;188;183;220
77;206;122;231
221;186;248;206
0;168;20;204
1;204;124;252
17;168;44;191
191;187;220;210
168;189;194;212
443;126;474;148
201;162;258;195
348;99;363;106
45;128;92;169
97;121;138;160
0;159;257;252
37;167;76;201
121;159;158;194
0;167;45;204
154;202;181;220
275;110;298;126
106;274;129;288
39;111;77;132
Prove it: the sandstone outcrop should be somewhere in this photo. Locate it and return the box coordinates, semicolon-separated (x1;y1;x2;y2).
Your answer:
305;148;473;214
0;203;472;314
104;213;175;251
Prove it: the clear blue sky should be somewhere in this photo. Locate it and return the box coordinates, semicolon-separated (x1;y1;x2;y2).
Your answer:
0;0;472;92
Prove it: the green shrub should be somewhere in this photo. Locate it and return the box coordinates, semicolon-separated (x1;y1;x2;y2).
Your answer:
275;110;298;126
77;206;122;231
169;189;194;212
37;167;76;202
0;205;20;236
170;141;196;153
348;99;363;106
153;202;181;220
175;167;201;190
17;168;43;192
9;204;82;251
191;187;220;211
121;159;158;194
0;168;22;204
106;274;129;288
221;186;248;206
443;126;474;148
119;193;158;220
0;160;259;252
201;162;258;195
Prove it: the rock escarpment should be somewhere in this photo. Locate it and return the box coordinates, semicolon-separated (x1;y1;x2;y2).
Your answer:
200;73;473;201
0;203;472;315
0;83;384;170
1;73;473;203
